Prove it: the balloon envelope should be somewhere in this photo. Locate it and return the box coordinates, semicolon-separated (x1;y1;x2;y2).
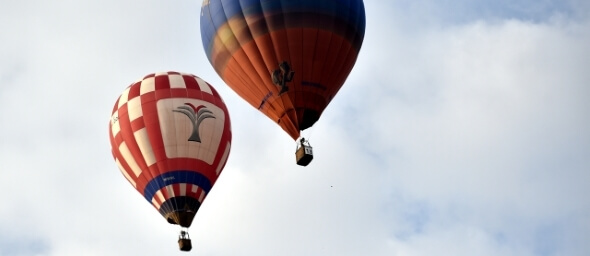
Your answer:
109;72;232;228
201;0;366;139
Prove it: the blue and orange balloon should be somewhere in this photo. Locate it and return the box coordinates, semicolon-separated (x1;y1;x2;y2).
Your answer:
200;0;366;140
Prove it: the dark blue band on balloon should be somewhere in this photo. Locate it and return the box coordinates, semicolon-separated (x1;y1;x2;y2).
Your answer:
205;0;364;24
143;170;212;202
201;0;366;58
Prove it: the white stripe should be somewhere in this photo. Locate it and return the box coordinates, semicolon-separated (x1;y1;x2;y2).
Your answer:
152;198;161;209
169;74;187;88
180;183;187;196
198;190;205;202
134;128;156;166
195;77;213;94
191;184;198;193
117;87;131;108
118;142;142;177
127;97;143;121
140;77;156;95
216;142;231;175
110;111;121;136
115;158;136;188
155;190;165;203
166;185;176;197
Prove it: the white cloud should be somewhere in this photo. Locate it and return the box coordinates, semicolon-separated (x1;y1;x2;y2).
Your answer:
0;1;589;256
331;8;590;255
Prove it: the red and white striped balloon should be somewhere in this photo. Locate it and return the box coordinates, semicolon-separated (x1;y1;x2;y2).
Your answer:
109;71;232;227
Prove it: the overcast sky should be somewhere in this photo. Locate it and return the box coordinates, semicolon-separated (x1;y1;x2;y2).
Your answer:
1;1;589;255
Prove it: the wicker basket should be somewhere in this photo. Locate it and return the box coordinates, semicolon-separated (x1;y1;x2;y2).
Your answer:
178;238;192;251
296;145;313;166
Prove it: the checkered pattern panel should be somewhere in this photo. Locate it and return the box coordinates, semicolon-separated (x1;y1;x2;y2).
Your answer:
109;71;231;211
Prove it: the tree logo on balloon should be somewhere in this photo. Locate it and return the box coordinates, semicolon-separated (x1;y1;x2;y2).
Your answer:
173;103;216;142
271;61;295;95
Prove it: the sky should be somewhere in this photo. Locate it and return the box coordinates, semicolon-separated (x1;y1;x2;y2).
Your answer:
1;0;589;255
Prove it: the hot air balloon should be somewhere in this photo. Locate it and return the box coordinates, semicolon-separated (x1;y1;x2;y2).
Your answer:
109;72;232;251
200;0;366;166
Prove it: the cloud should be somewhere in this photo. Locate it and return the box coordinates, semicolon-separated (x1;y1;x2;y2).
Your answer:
334;6;590;255
0;1;589;256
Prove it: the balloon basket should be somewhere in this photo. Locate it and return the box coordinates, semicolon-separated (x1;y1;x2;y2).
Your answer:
178;238;192;251
178;230;192;251
296;141;313;166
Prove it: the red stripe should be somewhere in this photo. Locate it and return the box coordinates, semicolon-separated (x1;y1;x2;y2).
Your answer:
155;75;171;90
208;81;222;100
153;190;163;206
117;104;150;180
171;88;188;98
155;158;216;182
110;139;137;186
134;173;150;195
187;89;204;101
141;99;166;162
130;118;145;132
140;90;156;104
160;185;171;201
211;93;233;180
155;88;171;99
173;183;181;197
111;97;120;114
183;75;200;90
128;81;142;100
188;186;200;198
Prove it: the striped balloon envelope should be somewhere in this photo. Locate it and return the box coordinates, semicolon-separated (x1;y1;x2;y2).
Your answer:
200;0;366;140
109;72;232;228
